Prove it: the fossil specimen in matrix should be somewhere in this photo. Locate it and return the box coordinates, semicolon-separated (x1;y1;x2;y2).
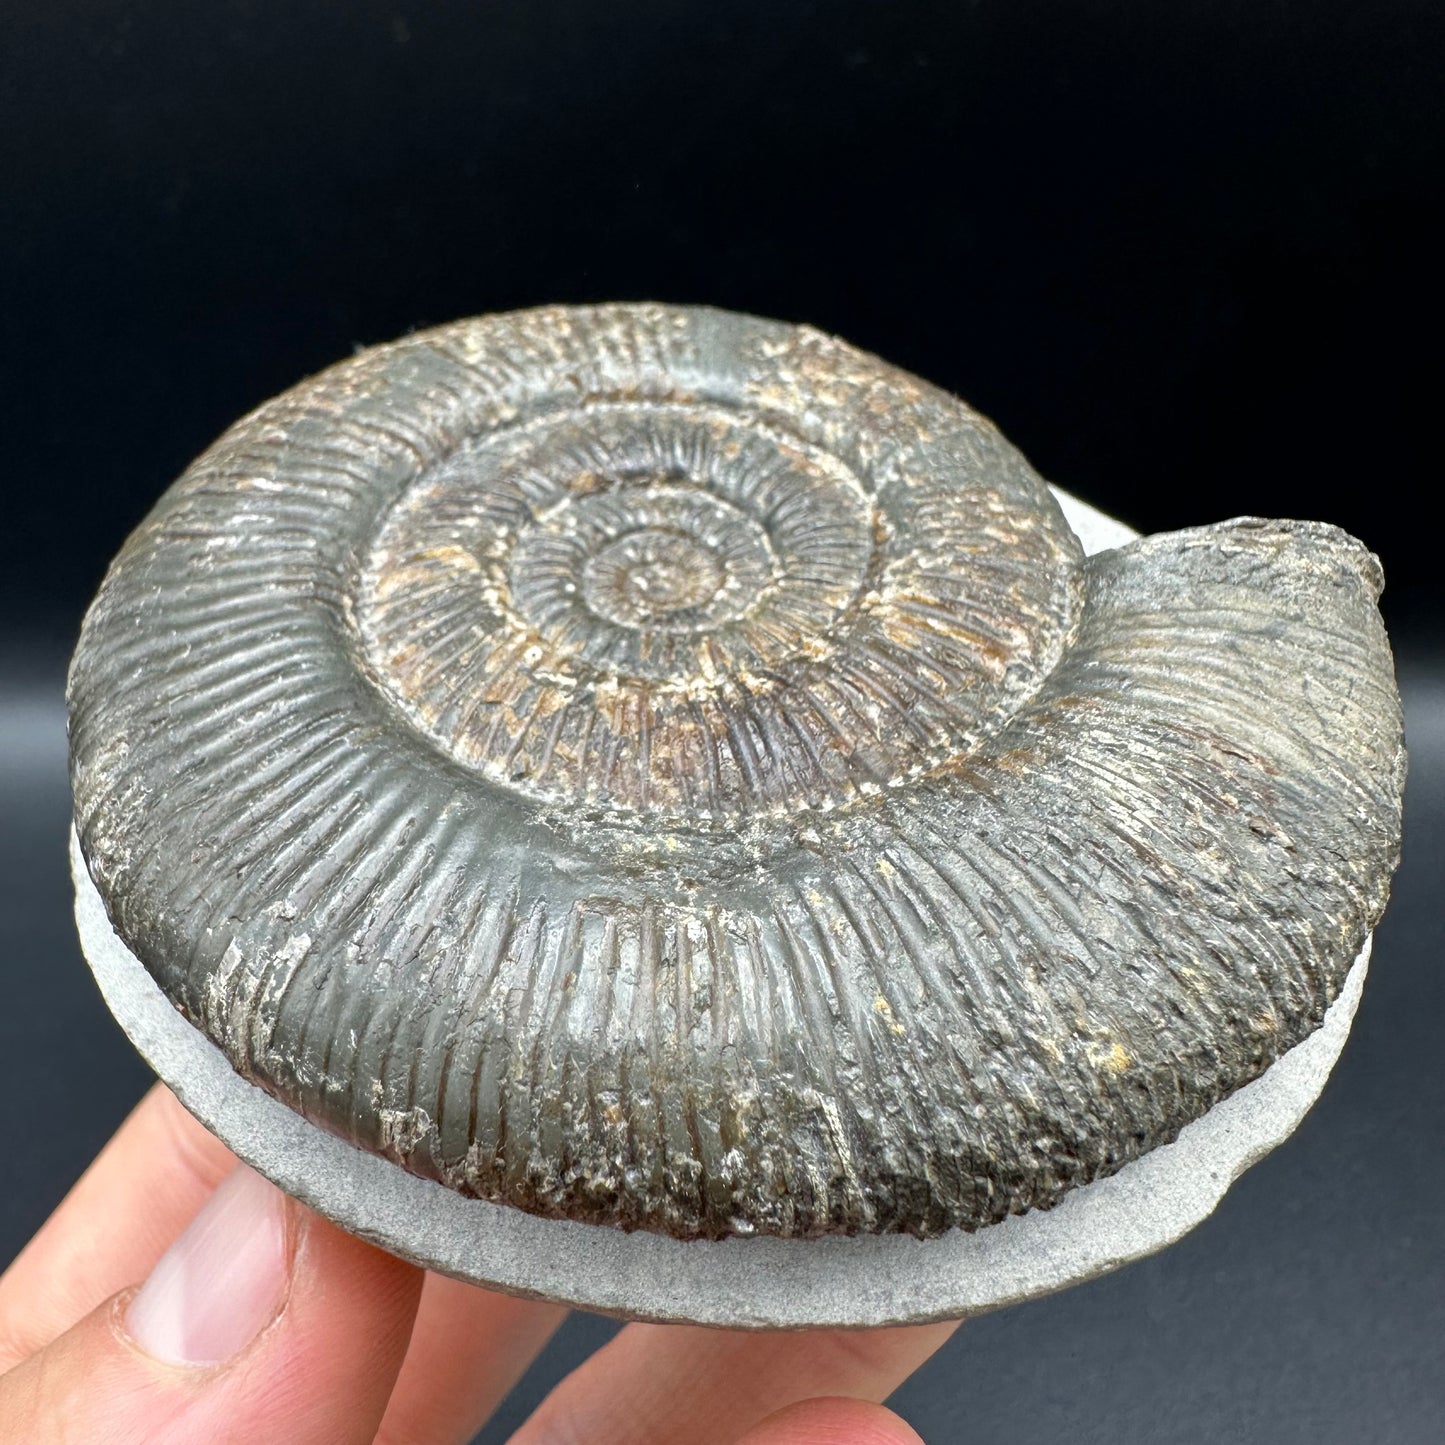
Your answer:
68;305;1403;1317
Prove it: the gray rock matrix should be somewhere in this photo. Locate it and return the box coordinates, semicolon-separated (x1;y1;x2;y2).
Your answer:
68;304;1405;1241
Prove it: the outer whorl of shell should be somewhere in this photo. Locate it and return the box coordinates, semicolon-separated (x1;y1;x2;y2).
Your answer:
68;304;1405;1240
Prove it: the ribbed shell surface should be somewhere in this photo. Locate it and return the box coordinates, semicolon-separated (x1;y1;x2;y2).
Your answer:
67;304;1405;1239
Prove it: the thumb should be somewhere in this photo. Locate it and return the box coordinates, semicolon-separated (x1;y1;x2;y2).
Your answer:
0;1163;423;1445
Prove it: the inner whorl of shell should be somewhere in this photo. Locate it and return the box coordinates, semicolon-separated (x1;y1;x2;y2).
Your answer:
67;304;1405;1240
357;389;1079;820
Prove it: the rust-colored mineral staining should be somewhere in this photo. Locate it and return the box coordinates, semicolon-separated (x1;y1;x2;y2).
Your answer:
68;305;1404;1239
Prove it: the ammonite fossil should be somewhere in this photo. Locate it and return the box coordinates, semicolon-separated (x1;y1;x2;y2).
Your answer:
68;304;1404;1321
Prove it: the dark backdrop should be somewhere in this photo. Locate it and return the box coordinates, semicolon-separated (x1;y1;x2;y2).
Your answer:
2;4;1441;1442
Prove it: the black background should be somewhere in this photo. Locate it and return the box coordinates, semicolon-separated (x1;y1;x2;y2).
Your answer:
2;4;1441;1441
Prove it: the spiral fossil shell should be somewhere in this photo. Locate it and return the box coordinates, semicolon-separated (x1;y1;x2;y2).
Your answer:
68;303;1405;1239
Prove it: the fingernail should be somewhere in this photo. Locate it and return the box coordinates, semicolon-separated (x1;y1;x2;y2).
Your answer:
125;1163;291;1366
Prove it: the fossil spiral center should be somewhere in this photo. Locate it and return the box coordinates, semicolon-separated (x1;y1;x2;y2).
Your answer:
519;482;780;640
583;529;733;626
356;394;1074;821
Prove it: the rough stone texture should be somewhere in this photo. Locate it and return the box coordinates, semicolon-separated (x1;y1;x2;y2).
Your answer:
67;303;1405;1241
71;829;1374;1327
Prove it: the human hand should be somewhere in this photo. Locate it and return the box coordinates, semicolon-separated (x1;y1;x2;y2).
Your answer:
0;1085;954;1443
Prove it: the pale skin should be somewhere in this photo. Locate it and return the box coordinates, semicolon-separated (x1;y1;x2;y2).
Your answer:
0;1086;957;1444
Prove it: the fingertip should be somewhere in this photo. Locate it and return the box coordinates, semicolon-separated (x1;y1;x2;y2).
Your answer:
733;1395;928;1445
0;1177;425;1445
124;1164;291;1367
